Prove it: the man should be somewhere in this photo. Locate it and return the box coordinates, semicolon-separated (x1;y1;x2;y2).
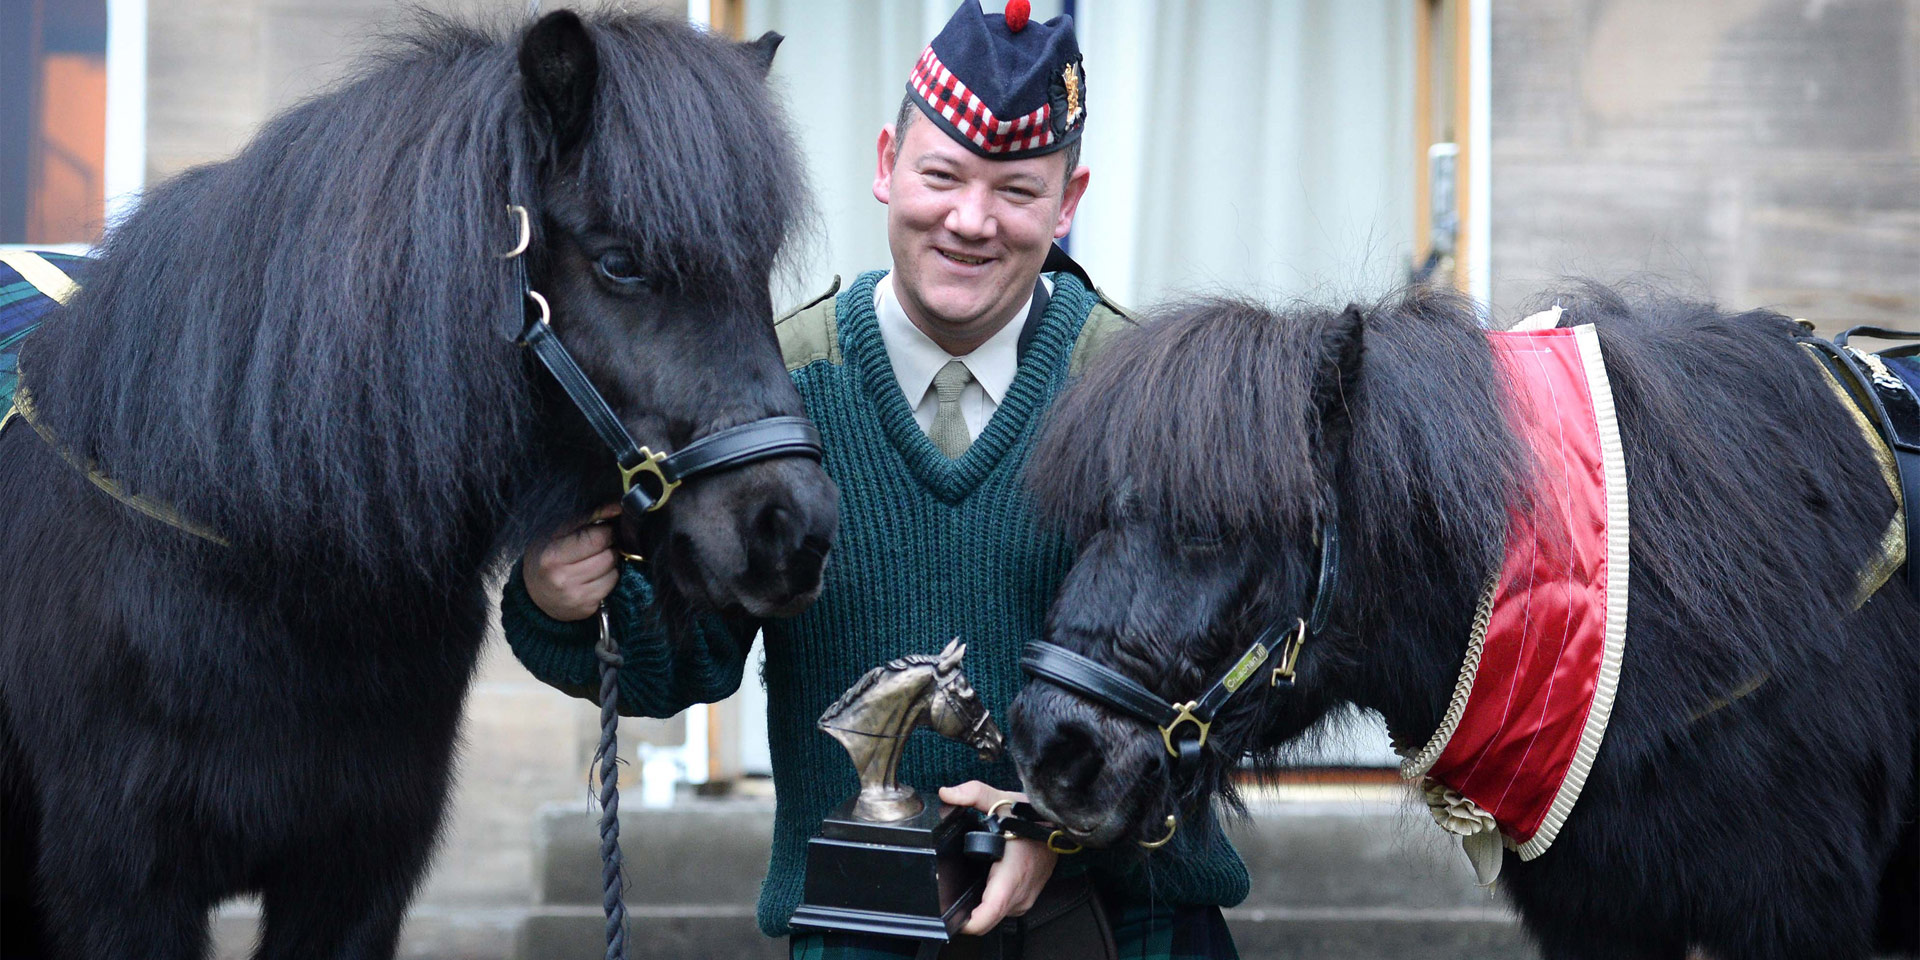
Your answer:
502;4;1248;956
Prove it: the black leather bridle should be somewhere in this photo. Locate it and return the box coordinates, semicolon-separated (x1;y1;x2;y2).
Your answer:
1022;498;1342;791
502;205;823;524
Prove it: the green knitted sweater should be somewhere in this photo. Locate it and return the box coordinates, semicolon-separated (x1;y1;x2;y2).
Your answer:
502;270;1249;937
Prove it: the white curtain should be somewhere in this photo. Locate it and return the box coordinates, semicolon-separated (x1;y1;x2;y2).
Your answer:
1073;1;1415;306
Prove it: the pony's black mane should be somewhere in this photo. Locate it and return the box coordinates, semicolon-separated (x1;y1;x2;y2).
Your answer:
20;11;803;584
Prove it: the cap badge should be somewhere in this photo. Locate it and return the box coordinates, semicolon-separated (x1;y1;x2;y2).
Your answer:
1063;63;1081;120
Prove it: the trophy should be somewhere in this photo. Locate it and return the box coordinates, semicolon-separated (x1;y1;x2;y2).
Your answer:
788;639;1007;946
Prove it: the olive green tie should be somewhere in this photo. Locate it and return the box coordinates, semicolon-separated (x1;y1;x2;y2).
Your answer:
929;359;974;458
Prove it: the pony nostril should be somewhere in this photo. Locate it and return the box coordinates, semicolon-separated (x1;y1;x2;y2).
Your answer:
1039;721;1106;799
754;502;794;543
753;504;831;563
785;533;829;583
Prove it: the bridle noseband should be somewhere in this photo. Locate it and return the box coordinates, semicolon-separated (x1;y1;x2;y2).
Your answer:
503;205;823;524
1019;498;1342;842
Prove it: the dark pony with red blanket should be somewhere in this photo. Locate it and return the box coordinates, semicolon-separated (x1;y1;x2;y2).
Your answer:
1010;285;1917;960
1;11;835;958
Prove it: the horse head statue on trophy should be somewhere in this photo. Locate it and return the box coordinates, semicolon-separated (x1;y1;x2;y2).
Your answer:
817;638;1004;821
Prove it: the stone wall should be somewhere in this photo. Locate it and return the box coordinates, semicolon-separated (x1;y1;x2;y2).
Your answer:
1490;0;1920;332
145;0;682;179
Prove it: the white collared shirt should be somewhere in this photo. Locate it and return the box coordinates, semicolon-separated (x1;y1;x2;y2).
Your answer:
875;272;1048;440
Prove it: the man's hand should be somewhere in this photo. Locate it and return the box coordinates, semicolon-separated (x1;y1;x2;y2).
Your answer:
939;781;1058;936
523;504;624;621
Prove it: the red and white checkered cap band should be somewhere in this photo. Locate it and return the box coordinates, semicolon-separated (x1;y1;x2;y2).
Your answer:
907;45;1056;155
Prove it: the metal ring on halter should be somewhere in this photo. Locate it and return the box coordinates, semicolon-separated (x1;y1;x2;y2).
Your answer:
620;449;682;512
1158;701;1211;759
524;288;551;327
1136;815;1178;850
501;204;531;259
986;799;1017;821
1046;831;1083;855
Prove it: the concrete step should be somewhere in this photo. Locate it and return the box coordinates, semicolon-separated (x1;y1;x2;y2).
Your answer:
512;906;1534;960
1222;908;1532;960
520;792;1542;960
531;795;1500;910
519;906;784;960
534;797;777;906
213;901;528;960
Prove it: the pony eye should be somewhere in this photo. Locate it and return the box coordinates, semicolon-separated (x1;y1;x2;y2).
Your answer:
595;250;645;286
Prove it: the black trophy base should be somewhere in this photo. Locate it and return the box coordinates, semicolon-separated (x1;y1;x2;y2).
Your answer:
789;797;990;943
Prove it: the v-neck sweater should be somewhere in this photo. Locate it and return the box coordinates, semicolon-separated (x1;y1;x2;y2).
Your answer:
501;270;1249;936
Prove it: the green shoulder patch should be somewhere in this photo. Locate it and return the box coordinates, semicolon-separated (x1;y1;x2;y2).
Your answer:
1068;293;1138;379
775;276;842;371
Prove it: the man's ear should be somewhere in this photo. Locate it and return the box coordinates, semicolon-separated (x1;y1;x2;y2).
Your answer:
740;31;783;78
1052;164;1091;239
872;123;900;206
519;10;599;158
1313;304;1366;452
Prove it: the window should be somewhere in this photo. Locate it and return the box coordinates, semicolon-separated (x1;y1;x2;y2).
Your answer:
2;0;113;246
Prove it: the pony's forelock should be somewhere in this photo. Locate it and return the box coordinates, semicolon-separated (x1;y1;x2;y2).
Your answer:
1031;287;1525;563
1031;298;1328;541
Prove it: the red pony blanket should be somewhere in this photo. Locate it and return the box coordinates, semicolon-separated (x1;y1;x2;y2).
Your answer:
1400;311;1631;885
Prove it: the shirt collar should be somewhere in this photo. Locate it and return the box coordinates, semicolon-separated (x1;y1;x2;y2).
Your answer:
874;272;1034;407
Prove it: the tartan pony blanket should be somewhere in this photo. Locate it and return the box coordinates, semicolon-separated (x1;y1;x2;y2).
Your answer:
1;250;87;413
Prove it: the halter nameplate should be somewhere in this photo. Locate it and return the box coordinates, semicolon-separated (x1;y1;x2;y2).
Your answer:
1220;641;1270;692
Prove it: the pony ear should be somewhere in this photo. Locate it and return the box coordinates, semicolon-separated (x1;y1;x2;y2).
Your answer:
1313;304;1367;453
741;31;784;78
519;10;600;157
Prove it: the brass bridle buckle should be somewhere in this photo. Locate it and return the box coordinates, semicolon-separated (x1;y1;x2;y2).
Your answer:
620;448;681;512
1270;618;1307;687
1158;701;1211;759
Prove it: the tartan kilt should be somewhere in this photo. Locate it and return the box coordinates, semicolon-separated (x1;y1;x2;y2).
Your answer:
789;900;1239;960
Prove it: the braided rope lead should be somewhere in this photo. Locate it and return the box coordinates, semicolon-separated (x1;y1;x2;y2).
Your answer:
594;606;629;960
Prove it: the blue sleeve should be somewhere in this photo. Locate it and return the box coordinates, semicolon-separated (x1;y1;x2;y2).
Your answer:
500;560;751;717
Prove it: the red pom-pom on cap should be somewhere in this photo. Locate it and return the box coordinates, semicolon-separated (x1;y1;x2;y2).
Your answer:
1004;0;1030;32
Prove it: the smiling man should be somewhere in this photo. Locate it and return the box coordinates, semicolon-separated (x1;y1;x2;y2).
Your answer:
501;3;1249;957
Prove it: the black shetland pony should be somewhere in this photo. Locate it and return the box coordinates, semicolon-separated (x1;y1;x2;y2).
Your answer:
1010;287;1918;960
1;11;835;958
